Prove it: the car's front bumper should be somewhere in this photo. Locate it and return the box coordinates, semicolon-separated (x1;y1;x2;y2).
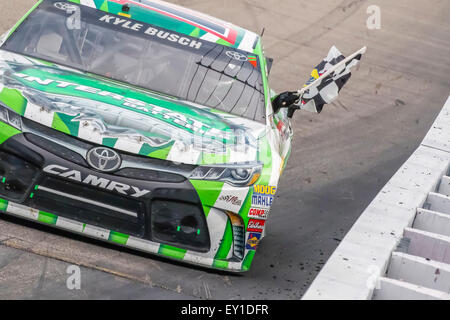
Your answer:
0;118;259;272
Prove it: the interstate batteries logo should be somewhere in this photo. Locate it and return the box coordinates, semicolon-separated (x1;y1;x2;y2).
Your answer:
251;185;276;208
12;72;226;137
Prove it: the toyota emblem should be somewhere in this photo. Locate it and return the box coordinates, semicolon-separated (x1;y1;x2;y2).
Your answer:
54;2;79;11
226;51;248;62
86;147;122;172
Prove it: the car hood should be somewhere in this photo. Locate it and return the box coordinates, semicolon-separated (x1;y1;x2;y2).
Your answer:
0;51;266;165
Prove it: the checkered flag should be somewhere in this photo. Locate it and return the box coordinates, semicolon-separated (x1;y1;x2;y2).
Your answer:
296;46;366;113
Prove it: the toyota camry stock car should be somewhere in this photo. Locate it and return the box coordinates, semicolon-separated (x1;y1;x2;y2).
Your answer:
0;0;362;271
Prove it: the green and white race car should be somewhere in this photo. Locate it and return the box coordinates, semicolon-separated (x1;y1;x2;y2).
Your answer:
0;0;363;271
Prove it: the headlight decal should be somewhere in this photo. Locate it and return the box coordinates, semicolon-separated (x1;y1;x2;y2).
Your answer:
190;163;262;187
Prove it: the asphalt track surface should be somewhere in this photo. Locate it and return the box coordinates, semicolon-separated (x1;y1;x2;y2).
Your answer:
0;0;449;299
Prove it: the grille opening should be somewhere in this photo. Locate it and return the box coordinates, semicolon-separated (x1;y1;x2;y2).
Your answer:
0;151;39;201
151;199;210;253
30;176;146;238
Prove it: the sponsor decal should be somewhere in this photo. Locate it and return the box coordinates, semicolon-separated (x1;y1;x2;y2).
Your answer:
86;147;122;172
43;164;150;198
251;185;276;208
98;15;203;49
253;185;276;195
226;51;248;62
251;193;273;208
218;195;242;206
246;232;261;250
108;0;238;45
54;2;78;11
248;55;258;68
13;73;222;137
247;219;265;233
248;208;268;220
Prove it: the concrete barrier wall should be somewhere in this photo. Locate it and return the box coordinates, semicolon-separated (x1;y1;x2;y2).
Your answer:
303;96;450;300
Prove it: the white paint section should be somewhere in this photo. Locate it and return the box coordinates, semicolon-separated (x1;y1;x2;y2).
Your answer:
373;277;450;300
269;151;283;186
387;252;450;293
56;216;84;233
80;0;96;8
206;208;228;255
113;138;143;155
228;148;256;163
237;31;259;52
7;202;39;220
166;140;201;164
23;103;54;127
77;123;104;145
303;95;450;300
82;224;110;241
200;33;220;44
126;236;160;254
414;208;450;237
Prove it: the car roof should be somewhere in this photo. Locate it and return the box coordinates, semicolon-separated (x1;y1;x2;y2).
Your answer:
69;0;260;53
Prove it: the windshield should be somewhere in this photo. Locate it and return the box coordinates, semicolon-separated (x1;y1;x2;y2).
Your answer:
1;0;265;122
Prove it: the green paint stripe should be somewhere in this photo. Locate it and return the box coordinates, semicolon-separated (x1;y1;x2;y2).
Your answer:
239;184;256;226
0;198;8;212
0;122;21;145
52;113;80;136
189;27;201;38
252;38;270;112
241;250;255;271
0;87;28;115
212;259;228;269
99;0;109;11
102;137;118;148
158;244;186;260
189;180;224;214
38;211;58;225
108;231;129;245
147;142;174;159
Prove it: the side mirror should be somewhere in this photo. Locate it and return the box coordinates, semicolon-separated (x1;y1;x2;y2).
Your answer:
272;91;301;118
